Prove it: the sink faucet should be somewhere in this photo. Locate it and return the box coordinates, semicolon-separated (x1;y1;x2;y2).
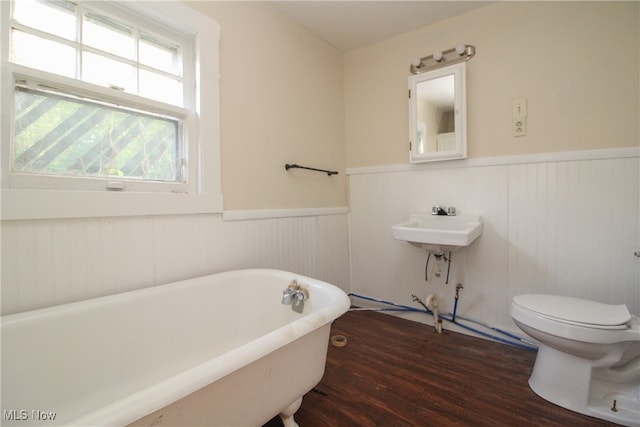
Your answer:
281;280;308;313
432;205;456;216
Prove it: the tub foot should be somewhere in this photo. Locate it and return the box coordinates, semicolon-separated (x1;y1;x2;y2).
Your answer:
279;397;302;427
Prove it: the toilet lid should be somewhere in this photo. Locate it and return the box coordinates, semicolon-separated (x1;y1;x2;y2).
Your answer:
513;294;631;327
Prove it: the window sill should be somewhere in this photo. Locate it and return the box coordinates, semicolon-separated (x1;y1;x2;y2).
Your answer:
1;188;223;220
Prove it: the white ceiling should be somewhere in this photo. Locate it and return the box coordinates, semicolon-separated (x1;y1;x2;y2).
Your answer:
273;1;492;52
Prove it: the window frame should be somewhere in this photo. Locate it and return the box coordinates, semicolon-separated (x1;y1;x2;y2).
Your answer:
8;65;193;193
0;0;223;220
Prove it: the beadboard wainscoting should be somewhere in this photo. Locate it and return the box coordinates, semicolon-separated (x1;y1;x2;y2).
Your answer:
349;151;640;335
1;211;350;315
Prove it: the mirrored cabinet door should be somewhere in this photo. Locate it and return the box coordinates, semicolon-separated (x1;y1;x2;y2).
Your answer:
408;62;467;163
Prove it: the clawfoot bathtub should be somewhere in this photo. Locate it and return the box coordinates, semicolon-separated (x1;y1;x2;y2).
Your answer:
1;269;350;426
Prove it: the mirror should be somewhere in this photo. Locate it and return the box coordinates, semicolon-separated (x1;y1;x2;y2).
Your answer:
408;62;466;163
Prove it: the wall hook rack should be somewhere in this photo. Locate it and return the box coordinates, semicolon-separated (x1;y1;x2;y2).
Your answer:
285;163;338;176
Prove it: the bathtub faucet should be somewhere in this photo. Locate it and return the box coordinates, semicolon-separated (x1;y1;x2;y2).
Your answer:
282;280;308;313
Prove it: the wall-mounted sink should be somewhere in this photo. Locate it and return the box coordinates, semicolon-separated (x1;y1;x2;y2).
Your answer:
392;213;483;253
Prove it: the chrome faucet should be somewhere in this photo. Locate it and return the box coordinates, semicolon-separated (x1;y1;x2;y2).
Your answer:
432;205;456;216
281;280;308;313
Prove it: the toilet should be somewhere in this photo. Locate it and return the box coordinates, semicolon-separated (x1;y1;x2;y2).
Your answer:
510;294;640;427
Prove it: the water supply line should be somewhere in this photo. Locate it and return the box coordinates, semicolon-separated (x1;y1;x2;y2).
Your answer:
448;285;537;347
424;253;431;282
452;283;463;322
349;293;424;313
412;294;430;312
348;292;537;352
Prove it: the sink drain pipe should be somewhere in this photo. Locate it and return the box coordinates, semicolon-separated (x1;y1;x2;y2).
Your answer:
348;293;537;352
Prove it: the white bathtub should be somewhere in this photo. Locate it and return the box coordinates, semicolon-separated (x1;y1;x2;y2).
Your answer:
1;269;350;426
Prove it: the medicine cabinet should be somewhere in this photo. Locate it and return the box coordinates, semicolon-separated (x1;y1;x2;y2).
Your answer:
408;62;467;163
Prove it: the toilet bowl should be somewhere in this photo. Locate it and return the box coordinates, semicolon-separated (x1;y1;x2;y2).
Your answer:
510;294;640;427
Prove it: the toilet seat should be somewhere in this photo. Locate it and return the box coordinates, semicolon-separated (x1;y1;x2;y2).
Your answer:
513;294;631;330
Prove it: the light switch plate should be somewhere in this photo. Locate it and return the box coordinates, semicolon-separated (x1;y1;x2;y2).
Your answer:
513;98;527;117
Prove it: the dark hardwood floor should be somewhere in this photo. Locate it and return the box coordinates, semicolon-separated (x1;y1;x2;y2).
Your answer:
265;310;618;427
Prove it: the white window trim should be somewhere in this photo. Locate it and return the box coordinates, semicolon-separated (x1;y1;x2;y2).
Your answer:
0;1;223;220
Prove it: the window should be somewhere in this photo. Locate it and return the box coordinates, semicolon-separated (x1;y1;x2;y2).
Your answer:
13;85;182;183
11;1;185;106
1;1;223;219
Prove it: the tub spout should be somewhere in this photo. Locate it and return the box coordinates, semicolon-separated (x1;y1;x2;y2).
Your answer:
291;291;306;313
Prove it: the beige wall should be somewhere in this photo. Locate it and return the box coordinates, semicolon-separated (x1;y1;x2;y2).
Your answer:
187;1;346;210
345;1;639;168
186;1;639;206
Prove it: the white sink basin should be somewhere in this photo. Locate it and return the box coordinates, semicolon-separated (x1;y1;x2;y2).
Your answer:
392;213;483;252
